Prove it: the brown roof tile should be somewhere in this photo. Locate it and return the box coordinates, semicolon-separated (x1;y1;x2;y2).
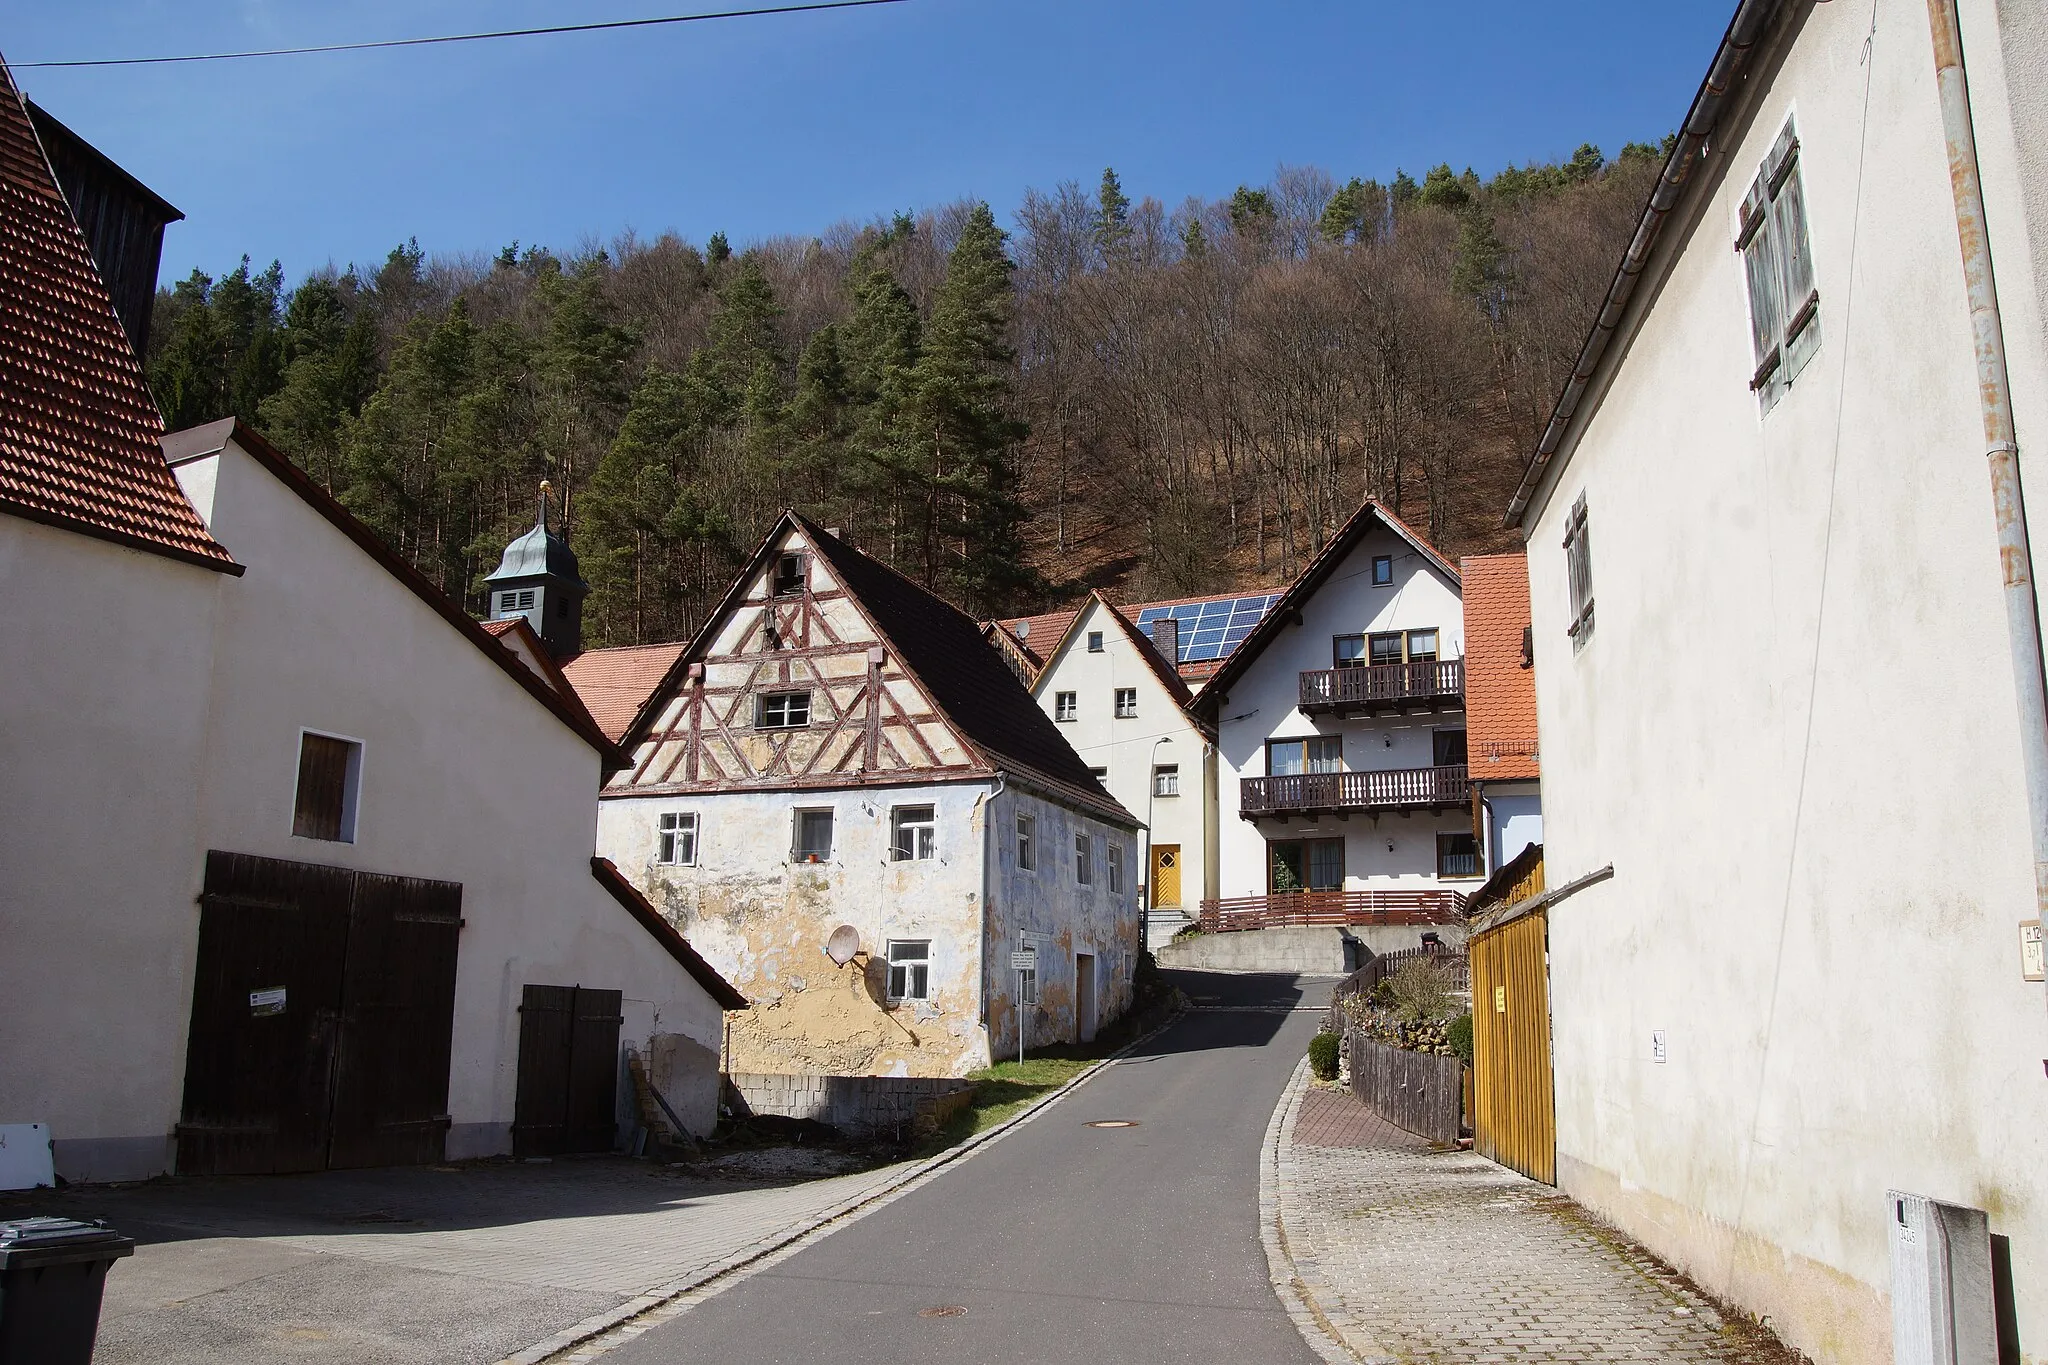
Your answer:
561;641;690;742
0;64;236;573
1460;553;1539;780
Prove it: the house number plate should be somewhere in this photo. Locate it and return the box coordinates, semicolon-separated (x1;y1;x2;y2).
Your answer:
249;987;287;1017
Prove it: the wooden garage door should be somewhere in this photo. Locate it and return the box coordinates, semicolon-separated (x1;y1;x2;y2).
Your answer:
1469;907;1555;1185
177;851;462;1175
512;985;624;1157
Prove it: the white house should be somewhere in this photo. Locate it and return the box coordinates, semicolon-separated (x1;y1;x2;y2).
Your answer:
588;514;1142;1077
1191;501;1478;928
0;73;741;1182
1508;0;2047;1357
1020;592;1217;926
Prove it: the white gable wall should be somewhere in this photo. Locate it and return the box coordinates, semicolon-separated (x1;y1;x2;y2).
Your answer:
175;438;729;1156
0;517;223;1181
1029;598;1212;909
1215;528;1468;900
1518;1;2048;1357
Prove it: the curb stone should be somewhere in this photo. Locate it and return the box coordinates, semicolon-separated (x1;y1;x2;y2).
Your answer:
1258;1055;1397;1365
501;1006;1185;1365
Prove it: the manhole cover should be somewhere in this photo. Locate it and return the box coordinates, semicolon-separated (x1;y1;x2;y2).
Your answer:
918;1306;967;1318
1086;1119;1140;1129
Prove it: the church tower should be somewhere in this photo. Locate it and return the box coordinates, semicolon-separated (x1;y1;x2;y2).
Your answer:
486;483;587;658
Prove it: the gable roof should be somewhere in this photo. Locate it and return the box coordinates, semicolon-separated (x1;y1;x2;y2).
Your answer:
1032;590;1195;711
561;641;689;742
628;511;1136;826
1460;553;1539;781
995;586;1288;687
0;61;238;575
1190;499;1459;713
1505;0;1784;526
162;417;626;774
590;858;748;1010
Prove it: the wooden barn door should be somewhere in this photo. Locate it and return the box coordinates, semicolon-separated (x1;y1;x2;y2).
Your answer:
512;985;623;1157
1469;908;1555;1184
177;851;462;1175
326;873;463;1169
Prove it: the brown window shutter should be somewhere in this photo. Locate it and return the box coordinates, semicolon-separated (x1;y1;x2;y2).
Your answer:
294;734;352;840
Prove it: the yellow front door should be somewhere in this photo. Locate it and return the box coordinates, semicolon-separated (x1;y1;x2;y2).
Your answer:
1152;845;1181;908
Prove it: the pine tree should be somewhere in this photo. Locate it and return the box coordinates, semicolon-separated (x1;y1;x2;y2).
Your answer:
1318;178;1387;245
905;202;1035;612
1095;167;1133;263
1418;164;1470;210
705;231;732;265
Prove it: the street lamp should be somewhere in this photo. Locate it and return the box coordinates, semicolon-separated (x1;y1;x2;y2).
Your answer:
1142;735;1173;955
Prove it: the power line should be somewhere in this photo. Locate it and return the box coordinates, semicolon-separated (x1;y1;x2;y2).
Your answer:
11;0;909;70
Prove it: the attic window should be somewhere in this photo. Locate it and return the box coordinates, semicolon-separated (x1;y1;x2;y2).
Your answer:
1087;631;1105;653
757;690;811;729
1371;555;1393;586
772;554;806;598
1564;493;1595;650
1114;687;1138;719
293;731;361;843
1739;117;1820;413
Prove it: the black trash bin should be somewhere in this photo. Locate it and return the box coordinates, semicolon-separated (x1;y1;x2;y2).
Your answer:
0;1216;135;1365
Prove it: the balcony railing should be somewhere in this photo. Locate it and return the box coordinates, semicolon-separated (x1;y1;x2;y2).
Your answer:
1240;764;1471;819
1198;889;1468;933
1299;659;1463;714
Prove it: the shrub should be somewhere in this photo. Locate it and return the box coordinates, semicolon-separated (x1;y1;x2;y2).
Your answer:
1308;1031;1341;1080
1384;959;1461;1023
1446;1012;1474;1063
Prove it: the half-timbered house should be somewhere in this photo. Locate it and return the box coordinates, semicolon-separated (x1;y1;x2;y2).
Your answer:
591;514;1142;1077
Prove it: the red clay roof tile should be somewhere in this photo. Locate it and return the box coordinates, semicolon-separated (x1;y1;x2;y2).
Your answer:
1460;553;1539;781
0;64;235;572
561;641;690;742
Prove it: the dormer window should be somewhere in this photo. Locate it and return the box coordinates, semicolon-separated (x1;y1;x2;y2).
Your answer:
772;554;806;598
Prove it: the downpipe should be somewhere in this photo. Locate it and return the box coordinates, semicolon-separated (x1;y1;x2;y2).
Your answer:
1924;0;2048;1001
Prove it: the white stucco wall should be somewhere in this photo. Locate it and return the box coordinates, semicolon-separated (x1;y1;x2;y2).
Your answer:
1215;529;1470;899
173;440;729;1160
1028;598;1211;909
1482;787;1542;869
1518;2;2048;1358
0;517;224;1181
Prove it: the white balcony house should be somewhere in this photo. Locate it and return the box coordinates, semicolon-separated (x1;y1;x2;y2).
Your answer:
1191;502;1479;937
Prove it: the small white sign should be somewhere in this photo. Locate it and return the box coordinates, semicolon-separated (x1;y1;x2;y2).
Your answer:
2022;921;2044;983
249;986;288;1017
1651;1030;1668;1064
0;1123;55;1191
1010;949;1037;972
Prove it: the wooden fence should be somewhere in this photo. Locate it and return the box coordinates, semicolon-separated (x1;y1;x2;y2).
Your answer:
1470;906;1555;1184
1346;1031;1464;1145
1199;889;1467;933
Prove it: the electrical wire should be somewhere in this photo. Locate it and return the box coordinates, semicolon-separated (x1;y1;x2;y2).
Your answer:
11;0;908;70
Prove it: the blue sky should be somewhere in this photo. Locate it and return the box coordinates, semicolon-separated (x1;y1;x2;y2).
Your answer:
11;1;1734;286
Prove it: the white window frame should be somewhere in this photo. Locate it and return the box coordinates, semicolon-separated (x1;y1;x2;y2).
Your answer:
890;804;937;862
1739;115;1820;414
793;807;835;863
1054;691;1078;722
1564;493;1594;651
1153;764;1179;797
886;939;930;1001
657;811;699;866
1017;812;1037;871
1107;842;1126;895
1114;687;1138;719
1075;832;1094;886
292;728;363;844
756;690;812;729
1019;946;1039;1005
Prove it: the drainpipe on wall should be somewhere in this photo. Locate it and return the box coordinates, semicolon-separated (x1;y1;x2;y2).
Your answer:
1925;0;2048;1003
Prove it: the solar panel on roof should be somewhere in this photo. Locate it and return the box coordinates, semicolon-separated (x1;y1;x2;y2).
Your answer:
1135;593;1282;661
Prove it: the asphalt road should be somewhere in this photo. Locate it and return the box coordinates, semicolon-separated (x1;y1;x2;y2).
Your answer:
607;970;1333;1365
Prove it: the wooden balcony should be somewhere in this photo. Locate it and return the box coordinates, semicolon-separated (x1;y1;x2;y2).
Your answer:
1240;764;1471;819
1198;889;1468;933
1299;659;1463;715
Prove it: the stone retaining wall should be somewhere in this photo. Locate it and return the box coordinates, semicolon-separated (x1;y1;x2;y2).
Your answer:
724;1072;977;1140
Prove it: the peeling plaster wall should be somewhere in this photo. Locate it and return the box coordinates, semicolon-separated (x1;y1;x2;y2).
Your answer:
983;784;1141;1057
599;780;996;1077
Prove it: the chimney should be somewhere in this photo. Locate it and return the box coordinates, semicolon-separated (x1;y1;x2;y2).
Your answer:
1148;617;1181;666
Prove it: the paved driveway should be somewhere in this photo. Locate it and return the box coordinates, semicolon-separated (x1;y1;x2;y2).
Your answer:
3;1153;916;1364
593;970;1334;1365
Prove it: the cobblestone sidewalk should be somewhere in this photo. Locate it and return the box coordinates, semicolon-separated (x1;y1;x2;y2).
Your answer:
1271;1071;1798;1364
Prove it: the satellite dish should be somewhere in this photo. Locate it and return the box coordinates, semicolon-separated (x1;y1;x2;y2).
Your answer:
1016;621;1030;639
826;925;861;966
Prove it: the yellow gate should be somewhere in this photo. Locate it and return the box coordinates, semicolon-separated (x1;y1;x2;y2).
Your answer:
1152;845;1181;908
1469;906;1555;1184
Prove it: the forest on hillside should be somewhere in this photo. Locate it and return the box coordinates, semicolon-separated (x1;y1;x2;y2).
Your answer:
145;141;1668;646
